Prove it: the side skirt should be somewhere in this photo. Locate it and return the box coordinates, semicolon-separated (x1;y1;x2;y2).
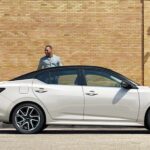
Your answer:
47;120;144;127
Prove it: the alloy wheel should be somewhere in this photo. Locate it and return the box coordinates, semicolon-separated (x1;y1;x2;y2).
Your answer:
15;106;41;131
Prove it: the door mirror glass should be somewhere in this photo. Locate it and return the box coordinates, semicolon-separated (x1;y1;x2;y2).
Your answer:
121;81;132;89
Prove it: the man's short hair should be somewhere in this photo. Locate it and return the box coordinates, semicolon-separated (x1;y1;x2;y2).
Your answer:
45;45;53;50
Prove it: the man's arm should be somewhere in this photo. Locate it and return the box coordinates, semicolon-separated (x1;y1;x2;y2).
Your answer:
58;57;63;66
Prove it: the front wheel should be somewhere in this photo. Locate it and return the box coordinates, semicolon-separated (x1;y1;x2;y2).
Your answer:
12;103;45;134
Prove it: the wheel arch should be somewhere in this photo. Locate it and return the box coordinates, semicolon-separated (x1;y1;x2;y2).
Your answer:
9;101;46;124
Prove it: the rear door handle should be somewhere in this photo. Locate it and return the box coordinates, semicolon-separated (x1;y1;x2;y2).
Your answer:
35;88;47;93
86;91;98;96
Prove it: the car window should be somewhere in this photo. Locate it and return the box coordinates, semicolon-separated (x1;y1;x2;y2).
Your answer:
35;68;80;85
56;69;79;85
83;69;122;87
35;70;54;84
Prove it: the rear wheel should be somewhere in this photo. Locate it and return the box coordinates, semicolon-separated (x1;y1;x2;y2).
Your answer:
145;109;150;130
12;103;45;134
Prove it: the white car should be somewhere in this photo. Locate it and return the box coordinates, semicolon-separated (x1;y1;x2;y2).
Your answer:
0;65;150;134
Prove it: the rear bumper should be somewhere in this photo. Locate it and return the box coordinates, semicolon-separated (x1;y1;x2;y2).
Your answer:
0;95;12;122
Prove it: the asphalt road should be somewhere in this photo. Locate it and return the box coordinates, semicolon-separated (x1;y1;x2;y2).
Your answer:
0;127;150;150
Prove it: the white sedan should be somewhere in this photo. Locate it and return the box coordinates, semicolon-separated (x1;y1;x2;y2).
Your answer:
0;65;150;134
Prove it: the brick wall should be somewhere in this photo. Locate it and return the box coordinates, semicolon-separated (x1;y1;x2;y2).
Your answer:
145;0;150;85
0;0;142;84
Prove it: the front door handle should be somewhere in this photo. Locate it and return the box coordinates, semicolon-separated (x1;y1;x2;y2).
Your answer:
35;88;47;93
86;91;98;96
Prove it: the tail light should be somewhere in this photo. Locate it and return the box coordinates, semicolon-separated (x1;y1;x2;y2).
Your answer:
0;88;5;93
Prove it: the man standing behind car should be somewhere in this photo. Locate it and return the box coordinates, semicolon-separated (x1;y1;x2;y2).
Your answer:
37;45;62;70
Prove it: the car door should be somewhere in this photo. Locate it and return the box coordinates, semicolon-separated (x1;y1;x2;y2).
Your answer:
32;67;84;120
82;67;139;122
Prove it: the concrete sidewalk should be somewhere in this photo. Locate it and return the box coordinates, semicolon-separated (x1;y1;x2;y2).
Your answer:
0;127;149;150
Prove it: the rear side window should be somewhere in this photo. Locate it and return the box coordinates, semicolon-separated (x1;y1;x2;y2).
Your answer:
35;68;80;85
35;71;55;84
57;69;78;85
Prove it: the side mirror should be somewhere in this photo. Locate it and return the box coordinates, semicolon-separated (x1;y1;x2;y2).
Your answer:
121;81;132;89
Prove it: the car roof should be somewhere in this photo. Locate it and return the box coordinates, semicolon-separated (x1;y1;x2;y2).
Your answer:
10;65;113;80
35;65;112;73
10;65;139;87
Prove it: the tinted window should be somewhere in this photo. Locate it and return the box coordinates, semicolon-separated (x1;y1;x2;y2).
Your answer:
35;70;55;84
57;70;78;85
83;69;122;87
36;68;80;85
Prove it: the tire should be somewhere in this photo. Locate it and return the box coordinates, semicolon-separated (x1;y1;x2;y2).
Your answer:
12;103;45;134
145;109;150;130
